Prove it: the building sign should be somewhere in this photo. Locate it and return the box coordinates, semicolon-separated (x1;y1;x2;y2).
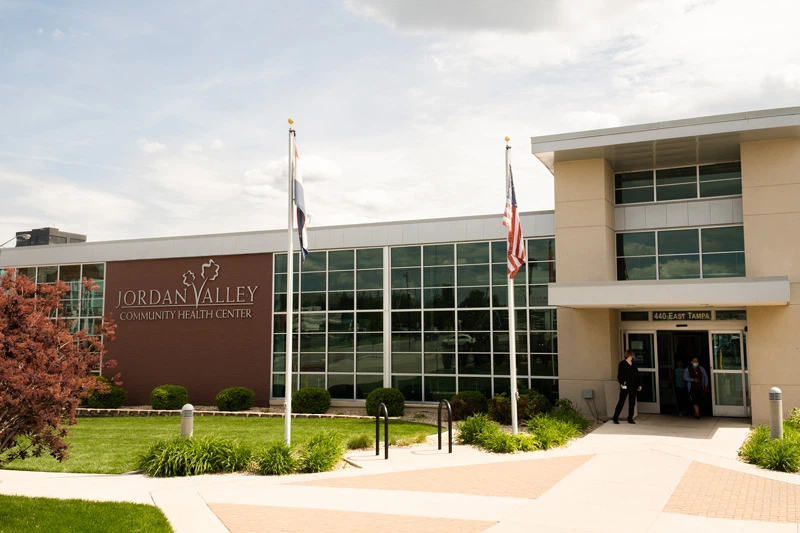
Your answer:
652;310;711;321
115;259;258;321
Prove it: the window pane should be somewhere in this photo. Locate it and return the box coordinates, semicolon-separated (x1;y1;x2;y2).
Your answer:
424;333;454;352
328;353;354;373
391;246;420;268
299;332;326;350
329;291;354;310
357;248;383;269
530;331;557;353
302;251;326;272
300;292;325;311
615;170;653;189
491;241;507;263
272;374;286;397
357;312;383;332
391;333;422;353
329;271;354;291
617;232;655;256
457;287;490;308
357;270;383;290
658;229;699;255
328;374;354;399
328;250;354;270
273;352;285;373
617;257;656;281
392;311;421;331
329;313;355;334
458;310;490;331
702;252;745;278
300;314;326;332
529;262;556;283
457;264;490;286
457;242;490;265
391;268;421;289
529;309;557;331
424;288;455;308
424;311;455;331
701;226;744;253
392;353;421;373
528;285;549;306
37;266;58;283
615;187;654;204
300;352;325;372
425;377;456;402
656;166;696;185
82;264;104;281
530;354;558;377
531;379;559;403
356;375;382;399
492;263;508;286
357;353;383;373
621;311;649;321
391;289;421;309
356;290;382;309
301;272;326;292
700;179;742;198
657;183;696;201
699;162;741;182
392;376;422;401
714;374;744;406
458;353;491;374
298;374;326;390
458;377;491;397
424;353;456;374
328;333;354;352
60;265;81;282
424;266;454;287
527;238;555;262
716;310;746;321
459;332;490;352
356;333;383;352
275;254;287;274
658;255;700;279
423;244;454;266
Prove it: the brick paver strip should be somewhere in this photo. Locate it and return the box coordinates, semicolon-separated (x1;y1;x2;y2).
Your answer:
209;504;496;533
664;461;800;523
294;454;593;499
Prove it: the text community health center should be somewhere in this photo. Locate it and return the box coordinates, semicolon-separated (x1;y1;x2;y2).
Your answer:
3;107;798;424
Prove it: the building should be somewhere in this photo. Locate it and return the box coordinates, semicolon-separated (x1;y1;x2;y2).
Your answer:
15;227;87;247
1;106;797;424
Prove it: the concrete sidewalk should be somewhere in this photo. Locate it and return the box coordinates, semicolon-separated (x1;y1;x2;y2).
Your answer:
1;415;798;532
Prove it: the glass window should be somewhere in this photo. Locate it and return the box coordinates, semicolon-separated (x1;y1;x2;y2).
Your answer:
302;252;326;272
617;232;655;257
391;268;421;289
702;252;745;278
82;264;104;281
423;244;454;266
457;242;490;265
616;188;654;204
491;241;507;264
392;376;422;401
59;265;81;282
617;257;656;281
424;266;454;287
700;179;742;198
392;353;421;374
357;248;383;269
701;226;744;253
391;289;421;309
621;311;649;321
528;262;555;283
356;353;382;373
356;290;382;309
391;246;420;268
301;272;326;292
656;166;696;185
424;288;454;308
458;376;491;397
658;230;699;255
328;313;354;332
328;271;354;291
300;292;326;311
528;239;555;262
716;310;746;321
424;311;455;331
392;333;422;353
357;312;382;332
615;170;653;189
328;333;354;352
329;291;354;310
328;374;354;399
658;255;700;279
425;376;456;402
457;287;490;308
327;353;354;373
392;311;421;331
329;250;354;270
356;375;382;399
357;270;383;290
37;266;58;283
457;265;489;286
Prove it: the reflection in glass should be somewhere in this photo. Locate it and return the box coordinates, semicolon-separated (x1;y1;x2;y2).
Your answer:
391;246;420;268
391;333;422;353
392;375;422;401
391;289;421;309
658;229;699;255
712;334;742;370
357;290;383;309
357;270;383;290
458;376;492;397
457;287;490;308
425;376;457;402
423;244;454;266
392;353;422;373
457;242;489;265
329;291;355;310
616;232;656;257
658;255;700;279
302;252;327;272
356;353;383;373
356;375;382;399
714;374;744;406
458;353;491;374
424;353;456;374
392;311;422;331
329;271;354;291
327;352;354;372
391;268;421;288
328;374;354;399
356;248;383;269
701;226;744;253
702;253;745;278
329;250;354;270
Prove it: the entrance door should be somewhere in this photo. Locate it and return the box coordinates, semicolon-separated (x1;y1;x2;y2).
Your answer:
623;332;658;413
709;332;748;417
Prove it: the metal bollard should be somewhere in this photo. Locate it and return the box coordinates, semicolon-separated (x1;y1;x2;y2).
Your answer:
181;403;194;437
769;388;783;440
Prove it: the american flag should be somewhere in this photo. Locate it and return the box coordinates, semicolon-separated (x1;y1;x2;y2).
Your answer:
502;165;526;279
292;140;309;261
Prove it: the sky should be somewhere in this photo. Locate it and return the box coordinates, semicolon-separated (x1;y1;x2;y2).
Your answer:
1;0;798;243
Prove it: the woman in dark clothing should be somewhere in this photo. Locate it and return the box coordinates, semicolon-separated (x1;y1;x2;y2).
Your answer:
613;349;642;424
683;356;709;420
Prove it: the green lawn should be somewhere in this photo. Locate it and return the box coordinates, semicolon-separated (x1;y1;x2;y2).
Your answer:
3;417;436;474
0;495;173;533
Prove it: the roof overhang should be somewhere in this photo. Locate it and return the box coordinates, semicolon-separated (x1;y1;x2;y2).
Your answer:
548;277;790;309
531;107;800;173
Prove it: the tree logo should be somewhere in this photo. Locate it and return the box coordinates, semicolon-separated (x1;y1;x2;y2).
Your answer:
183;259;220;309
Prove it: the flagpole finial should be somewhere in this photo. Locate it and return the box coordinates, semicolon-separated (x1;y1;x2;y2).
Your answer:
505;136;510;142
288;118;294;125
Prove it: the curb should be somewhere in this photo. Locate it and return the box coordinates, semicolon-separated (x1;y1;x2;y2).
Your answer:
76;408;400;420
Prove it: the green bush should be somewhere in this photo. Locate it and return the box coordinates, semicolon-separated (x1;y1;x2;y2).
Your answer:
513;434;540;452
761;436;800;473
526;414;582;450
365;388;405;417
739;426;771;465
790;407;800;427
481;430;518;453
215;386;255;411
457;414;498;445
252;441;297;476
292;387;331;414
489;390;552;425
137;436;251;477
550;404;591;433
449;391;489;421
346;434;373;450
83;376;127;409
299;431;345;473
150;385;188;410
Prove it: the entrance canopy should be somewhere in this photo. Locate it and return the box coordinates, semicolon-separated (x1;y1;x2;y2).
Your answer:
548;276;790;308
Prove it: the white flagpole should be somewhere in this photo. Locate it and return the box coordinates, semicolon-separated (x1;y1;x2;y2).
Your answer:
284;118;296;445
506;137;519;435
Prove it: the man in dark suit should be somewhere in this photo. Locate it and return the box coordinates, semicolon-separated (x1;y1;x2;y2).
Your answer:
612;349;642;424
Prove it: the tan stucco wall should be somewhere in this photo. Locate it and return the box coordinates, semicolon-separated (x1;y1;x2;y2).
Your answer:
553;158;620;417
741;137;800;424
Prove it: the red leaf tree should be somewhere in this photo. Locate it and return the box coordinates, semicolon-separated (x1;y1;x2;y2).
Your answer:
0;269;116;465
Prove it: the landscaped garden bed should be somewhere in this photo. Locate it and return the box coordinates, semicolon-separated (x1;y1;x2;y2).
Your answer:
739;408;800;473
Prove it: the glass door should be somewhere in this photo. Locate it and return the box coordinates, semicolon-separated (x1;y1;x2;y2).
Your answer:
623;332;659;413
709;332;748;417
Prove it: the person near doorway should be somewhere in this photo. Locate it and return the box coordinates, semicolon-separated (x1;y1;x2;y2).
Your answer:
673;359;689;416
684;357;709;420
613;349;642;424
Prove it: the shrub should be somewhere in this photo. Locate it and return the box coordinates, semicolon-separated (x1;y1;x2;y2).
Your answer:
761;436;800;473
252;441;297;476
790;408;800;427
481;430;518;453
138;436;251;477
526;414;582;450
83;376;127;409
299;431;345;473
346;434;373;450
457;413;498;445
292;387;331;414
489;390;551;425
150;385;188;410
449;391;489;421
215;387;255;412
739;426;771;466
365;388;405;417
513;434;540;452
550;405;591;433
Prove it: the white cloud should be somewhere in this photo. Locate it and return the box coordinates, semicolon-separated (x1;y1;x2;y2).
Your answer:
51;28;64;39
37;28;43;35
210;139;224;150
137;139;167;153
183;143;203;154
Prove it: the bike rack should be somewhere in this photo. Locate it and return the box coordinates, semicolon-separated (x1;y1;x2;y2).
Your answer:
438;399;453;453
375;402;389;459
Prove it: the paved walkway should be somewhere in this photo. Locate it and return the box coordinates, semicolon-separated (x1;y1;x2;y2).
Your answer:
1;414;799;532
